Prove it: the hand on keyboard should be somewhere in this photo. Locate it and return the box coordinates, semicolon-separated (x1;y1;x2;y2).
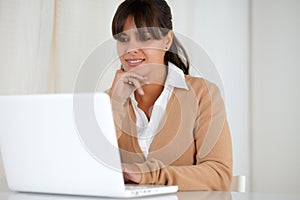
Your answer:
122;163;142;183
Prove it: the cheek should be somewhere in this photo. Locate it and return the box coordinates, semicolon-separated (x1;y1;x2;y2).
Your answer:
145;41;166;62
116;43;126;57
144;49;166;63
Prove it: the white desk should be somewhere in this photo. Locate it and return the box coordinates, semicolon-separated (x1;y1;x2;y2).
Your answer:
0;184;300;200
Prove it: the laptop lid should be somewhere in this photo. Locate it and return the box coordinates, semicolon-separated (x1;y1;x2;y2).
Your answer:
0;93;129;197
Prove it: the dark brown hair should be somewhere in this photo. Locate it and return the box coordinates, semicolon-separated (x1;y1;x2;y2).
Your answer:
112;0;190;75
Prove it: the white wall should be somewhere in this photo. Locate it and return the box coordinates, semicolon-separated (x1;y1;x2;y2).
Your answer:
251;0;300;193
0;154;5;187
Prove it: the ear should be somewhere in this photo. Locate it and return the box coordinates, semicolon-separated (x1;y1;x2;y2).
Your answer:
164;31;173;50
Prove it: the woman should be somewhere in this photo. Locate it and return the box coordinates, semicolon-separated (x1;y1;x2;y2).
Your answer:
109;0;232;191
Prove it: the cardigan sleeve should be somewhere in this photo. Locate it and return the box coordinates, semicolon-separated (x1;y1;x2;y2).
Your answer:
134;80;233;191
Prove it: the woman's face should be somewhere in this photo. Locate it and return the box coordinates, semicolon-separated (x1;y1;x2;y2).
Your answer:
116;16;173;73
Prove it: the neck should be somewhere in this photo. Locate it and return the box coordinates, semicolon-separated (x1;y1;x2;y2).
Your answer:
137;64;167;103
134;64;167;119
134;84;164;120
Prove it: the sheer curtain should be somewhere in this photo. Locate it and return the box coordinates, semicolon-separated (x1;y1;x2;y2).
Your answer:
53;0;121;92
0;0;121;94
0;0;55;186
0;0;249;188
0;0;55;94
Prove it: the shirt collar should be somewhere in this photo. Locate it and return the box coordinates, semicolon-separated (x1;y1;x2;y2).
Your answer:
165;62;189;90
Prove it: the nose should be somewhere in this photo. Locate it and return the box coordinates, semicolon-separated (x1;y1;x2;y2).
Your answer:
126;40;140;54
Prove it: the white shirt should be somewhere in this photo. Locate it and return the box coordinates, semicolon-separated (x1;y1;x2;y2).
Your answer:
130;63;189;157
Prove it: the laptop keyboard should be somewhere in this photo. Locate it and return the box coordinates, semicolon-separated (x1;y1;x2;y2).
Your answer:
125;184;164;190
125;184;166;196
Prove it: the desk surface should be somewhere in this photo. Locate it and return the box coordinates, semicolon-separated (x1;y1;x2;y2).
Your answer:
1;182;300;200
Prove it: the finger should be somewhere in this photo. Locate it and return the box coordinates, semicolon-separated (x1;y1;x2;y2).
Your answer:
123;172;130;183
124;71;147;82
126;77;142;88
115;69;126;80
135;79;150;95
126;78;145;95
123;77;149;87
111;70;126;90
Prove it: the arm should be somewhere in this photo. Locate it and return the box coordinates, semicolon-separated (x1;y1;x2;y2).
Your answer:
133;81;233;190
136;122;232;190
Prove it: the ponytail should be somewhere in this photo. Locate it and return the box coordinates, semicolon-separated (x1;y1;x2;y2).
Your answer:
165;35;189;75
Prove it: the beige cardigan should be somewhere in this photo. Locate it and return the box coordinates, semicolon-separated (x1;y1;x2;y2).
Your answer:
111;76;232;191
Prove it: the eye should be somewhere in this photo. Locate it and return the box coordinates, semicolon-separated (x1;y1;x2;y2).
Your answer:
115;34;129;43
139;32;152;42
118;36;129;43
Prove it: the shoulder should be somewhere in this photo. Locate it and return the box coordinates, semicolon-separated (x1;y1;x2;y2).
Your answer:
183;75;224;105
184;75;220;94
185;75;206;89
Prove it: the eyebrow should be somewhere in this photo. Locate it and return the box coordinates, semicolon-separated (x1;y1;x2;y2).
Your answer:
118;32;128;36
120;28;150;36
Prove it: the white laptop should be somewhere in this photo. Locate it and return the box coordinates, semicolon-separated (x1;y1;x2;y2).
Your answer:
0;93;178;198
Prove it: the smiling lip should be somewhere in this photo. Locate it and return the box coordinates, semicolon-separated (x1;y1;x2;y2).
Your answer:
125;59;145;67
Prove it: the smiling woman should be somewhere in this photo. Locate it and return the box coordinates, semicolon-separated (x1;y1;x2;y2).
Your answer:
0;0;249;192
108;0;233;191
